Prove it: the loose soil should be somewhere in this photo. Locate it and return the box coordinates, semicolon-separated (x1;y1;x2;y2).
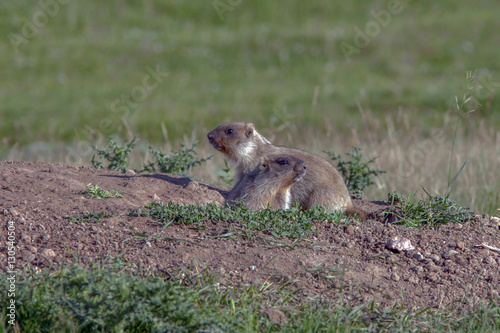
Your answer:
1;161;499;311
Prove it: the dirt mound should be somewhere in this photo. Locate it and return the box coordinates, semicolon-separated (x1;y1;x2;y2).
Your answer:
1;161;499;310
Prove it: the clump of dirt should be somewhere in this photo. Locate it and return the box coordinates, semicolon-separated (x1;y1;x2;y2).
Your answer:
1;161;499;310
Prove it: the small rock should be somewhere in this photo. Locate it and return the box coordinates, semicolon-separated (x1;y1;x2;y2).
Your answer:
408;276;419;284
390;272;400;281
21;250;36;262
20;232;32;243
441;250;458;260
9;208;19;217
483;256;495;265
40;249;56;258
424;264;439;272
429;254;441;263
411;266;424;273
152;194;161;202
41;234;51;241
490;216;500;226
412;253;425;261
125;169;136;176
456;241;466;250
263;308;287;325
344;225;355;235
386;236;415;253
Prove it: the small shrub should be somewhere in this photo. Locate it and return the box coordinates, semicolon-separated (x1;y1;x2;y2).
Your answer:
90;137;138;172
218;159;234;186
138;141;211;177
325;146;385;193
387;190;475;227
80;183;123;199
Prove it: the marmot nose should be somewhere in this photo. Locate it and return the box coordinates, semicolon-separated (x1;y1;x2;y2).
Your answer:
207;132;214;140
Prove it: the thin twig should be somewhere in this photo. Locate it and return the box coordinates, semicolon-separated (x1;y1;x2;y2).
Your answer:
474;243;500;253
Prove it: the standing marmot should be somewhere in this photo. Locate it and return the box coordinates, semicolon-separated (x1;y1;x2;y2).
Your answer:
208;122;360;216
225;154;307;210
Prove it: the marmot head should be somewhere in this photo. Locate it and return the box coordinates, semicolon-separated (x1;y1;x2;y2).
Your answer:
207;122;272;161
207;122;256;157
258;155;307;187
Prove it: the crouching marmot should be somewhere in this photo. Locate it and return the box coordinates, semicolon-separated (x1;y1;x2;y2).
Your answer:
225;154;307;210
208;122;365;219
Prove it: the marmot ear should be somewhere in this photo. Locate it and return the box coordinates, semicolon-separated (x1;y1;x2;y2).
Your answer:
245;123;255;138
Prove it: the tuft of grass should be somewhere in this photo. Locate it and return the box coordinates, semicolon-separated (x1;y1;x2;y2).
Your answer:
139;141;211;177
80;183;124;199
90;137;138;172
325;145;385;195
68;211;116;223
129;202;349;240
387;189;475;227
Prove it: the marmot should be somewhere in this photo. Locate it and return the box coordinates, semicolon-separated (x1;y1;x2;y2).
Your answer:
225;154;307;210
208;122;365;219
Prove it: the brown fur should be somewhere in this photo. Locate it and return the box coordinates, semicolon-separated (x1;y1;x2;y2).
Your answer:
208;122;364;218
225;155;307;210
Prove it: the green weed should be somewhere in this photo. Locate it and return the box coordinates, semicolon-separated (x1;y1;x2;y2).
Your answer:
387;190;475;227
325;146;385;195
130;202;348;240
139;141;211;177
90;137;138;172
80;183;123;199
218;159;234;186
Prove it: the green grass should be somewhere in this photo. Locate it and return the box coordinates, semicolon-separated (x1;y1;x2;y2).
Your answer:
130;201;349;241
387;190;476;227
2;263;499;332
80;183;123;199
1;0;499;148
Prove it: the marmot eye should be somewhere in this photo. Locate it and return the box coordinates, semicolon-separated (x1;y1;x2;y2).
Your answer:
277;159;288;165
226;128;234;135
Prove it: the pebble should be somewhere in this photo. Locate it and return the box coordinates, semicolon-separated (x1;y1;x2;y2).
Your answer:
412;253;425;261
263;308;287;324
441;250;458;260
483;256;495;265
125;169;136;176
344;225;355;235
408;276;419;284
41;249;56;257
385;236;414;253
390;272;401;281
428;254;441;263
411;266;424;273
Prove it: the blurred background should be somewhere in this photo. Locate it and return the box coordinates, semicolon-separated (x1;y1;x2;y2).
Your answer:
1;0;499;214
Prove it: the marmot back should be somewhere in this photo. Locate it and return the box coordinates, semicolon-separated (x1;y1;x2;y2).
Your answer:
225;155;307;210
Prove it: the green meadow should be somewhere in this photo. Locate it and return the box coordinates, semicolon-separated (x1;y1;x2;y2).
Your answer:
1;1;499;211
